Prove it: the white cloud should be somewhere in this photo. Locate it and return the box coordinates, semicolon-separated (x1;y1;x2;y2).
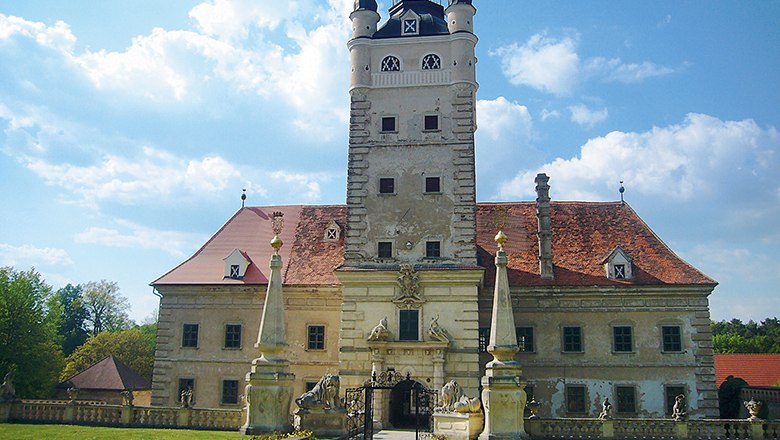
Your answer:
477;97;533;141
584;57;675;83
569;103;608;128
270;171;323;201
190;0;296;41
498;113;780;202
540;109;561;121
73;219;206;258
0;14;76;51
492;34;580;96
0;243;74;267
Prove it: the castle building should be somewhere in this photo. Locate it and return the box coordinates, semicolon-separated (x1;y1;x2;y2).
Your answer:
150;0;718;423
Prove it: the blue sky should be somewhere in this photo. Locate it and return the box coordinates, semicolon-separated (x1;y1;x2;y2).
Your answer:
1;0;778;323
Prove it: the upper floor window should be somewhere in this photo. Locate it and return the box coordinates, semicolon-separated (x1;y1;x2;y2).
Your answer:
182;324;199;348
378;241;393;259
425;176;441;193
613;326;633;352
381;116;397;133
562;326;583;352
425;241;441;258
662;325;683;352
478;327;490;353
381;56;400;72
399;309;419;341
308;325;325;350
224;324;241;349
422;54;441;70
516;326;535;352
424;115;439;131
379;178;395;194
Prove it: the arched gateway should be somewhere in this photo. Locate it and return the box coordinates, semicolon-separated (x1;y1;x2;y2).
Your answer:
346;370;437;440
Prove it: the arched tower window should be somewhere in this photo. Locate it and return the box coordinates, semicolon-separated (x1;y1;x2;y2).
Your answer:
422;54;441;70
381;56;401;72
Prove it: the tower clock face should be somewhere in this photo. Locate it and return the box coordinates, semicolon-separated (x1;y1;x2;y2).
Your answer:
403;19;417;34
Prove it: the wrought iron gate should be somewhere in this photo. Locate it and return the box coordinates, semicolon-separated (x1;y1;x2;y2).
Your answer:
346;371;438;440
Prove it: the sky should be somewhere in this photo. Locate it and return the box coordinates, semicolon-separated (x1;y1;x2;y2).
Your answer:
0;0;778;324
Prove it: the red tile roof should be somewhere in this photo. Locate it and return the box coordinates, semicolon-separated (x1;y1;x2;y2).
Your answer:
715;354;780;387
153;202;716;288
58;355;151;391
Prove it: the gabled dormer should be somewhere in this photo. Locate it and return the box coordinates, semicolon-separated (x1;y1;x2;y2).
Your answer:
603;246;634;280
400;9;421;36
223;249;251;280
324;220;342;242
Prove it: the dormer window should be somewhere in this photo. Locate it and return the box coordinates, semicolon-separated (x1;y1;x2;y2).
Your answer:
223;249;251;280
324;220;341;242
400;10;420;36
422;54;441;70
603;246;634;280
381;56;400;72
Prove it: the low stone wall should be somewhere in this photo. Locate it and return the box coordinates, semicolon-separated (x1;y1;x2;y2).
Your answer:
1;401;244;431
525;418;780;439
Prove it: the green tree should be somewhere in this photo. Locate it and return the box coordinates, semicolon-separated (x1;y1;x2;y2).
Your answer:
50;284;89;355
0;267;63;397
83;280;131;335
60;327;155;381
712;317;780;353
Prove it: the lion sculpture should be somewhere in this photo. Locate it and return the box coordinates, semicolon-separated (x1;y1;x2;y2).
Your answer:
296;374;342;411
436;380;481;414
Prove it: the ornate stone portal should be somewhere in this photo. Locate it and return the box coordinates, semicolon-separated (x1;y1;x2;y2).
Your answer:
241;212;295;435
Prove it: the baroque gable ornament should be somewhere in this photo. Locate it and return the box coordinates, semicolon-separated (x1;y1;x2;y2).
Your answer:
394;263;424;308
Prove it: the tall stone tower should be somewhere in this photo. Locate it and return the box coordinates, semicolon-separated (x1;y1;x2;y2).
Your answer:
338;0;483;428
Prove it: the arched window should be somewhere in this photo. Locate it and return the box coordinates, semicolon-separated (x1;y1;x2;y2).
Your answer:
381;56;401;72
422;54;441;70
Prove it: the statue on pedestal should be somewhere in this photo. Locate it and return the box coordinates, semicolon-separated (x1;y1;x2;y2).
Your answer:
295;374;343;411
0;373;15;403
367;317;390;341
599;398;612;420
436;380;481;414
672;394;687;421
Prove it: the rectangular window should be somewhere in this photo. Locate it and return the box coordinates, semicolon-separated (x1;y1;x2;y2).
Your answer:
379;178;395;194
378;241;393;259
613;326;633;352
306;382;318;392
425;241;441;258
381;116;397;132
662;326;683;352
565;385;587;414
665;385;686;416
616;386;637;414
307;325;325;350
424;115;439;131
222;380;239;405
399;309;419;341
178;378;194;404
182;324;199;348
224;324;241;349
425;176;441;193
230;264;240;278
516;326;535;352
478;327;490;353
562;326;582;352
614;264;626;279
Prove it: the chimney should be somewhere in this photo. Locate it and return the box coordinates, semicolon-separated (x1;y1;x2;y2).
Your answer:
535;173;554;279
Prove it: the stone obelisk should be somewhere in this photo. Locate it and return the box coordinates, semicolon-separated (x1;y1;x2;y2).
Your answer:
241;212;295;435
479;230;528;439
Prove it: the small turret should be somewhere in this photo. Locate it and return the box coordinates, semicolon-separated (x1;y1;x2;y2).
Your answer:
445;0;476;34
350;0;380;39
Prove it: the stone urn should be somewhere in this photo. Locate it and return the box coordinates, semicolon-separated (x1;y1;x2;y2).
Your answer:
744;398;763;421
526;399;540;419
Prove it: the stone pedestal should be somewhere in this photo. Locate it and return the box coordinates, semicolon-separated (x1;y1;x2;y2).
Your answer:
479;374;528;440
0;402;10;423
434;412;485;439
294;408;347;437
241;360;295;435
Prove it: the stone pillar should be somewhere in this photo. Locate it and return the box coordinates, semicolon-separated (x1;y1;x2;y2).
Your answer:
242;213;295;435
534;173;554;280
432;352;446;392
479;231;527;440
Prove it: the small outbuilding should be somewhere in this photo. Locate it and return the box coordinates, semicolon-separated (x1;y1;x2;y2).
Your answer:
57;355;152;406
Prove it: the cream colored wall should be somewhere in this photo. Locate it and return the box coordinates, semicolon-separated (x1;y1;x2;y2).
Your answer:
151;285;341;410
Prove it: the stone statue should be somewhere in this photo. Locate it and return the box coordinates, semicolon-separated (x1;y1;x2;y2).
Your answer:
672;394;687;421
367;317;390;341
67;387;79;403
0;372;15;402
598;397;612;420
428;315;450;343
295;374;343;411
435;380;481;414
744;398;763;421
121;389;135;406
526;398;540;419
180;386;193;408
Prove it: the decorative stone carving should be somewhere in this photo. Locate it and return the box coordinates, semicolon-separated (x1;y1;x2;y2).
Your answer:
367;317;391;341
598;397;612;420
296;374;343;411
436;380;481;414
672;394;687;421
180;386;193;408
67;387;79;404
526;398;540;419
744;398;762;421
394;264;424;308
428;315;450;343
121;389;135;407
0;372;15;403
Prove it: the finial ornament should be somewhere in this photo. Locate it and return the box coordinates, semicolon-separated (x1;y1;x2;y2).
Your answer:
619;181;625;205
271;211;284;254
241;189;247;208
495;230;508;252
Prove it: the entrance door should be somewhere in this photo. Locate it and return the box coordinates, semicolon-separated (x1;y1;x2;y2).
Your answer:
389;380;428;429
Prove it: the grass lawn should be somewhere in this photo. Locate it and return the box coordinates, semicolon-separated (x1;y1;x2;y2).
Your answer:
0;423;246;439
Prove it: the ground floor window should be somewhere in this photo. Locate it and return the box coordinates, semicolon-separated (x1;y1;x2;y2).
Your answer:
565;385;587;414
616;385;637;414
178;378;194;405
222;380;239;405
665;385;686;416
